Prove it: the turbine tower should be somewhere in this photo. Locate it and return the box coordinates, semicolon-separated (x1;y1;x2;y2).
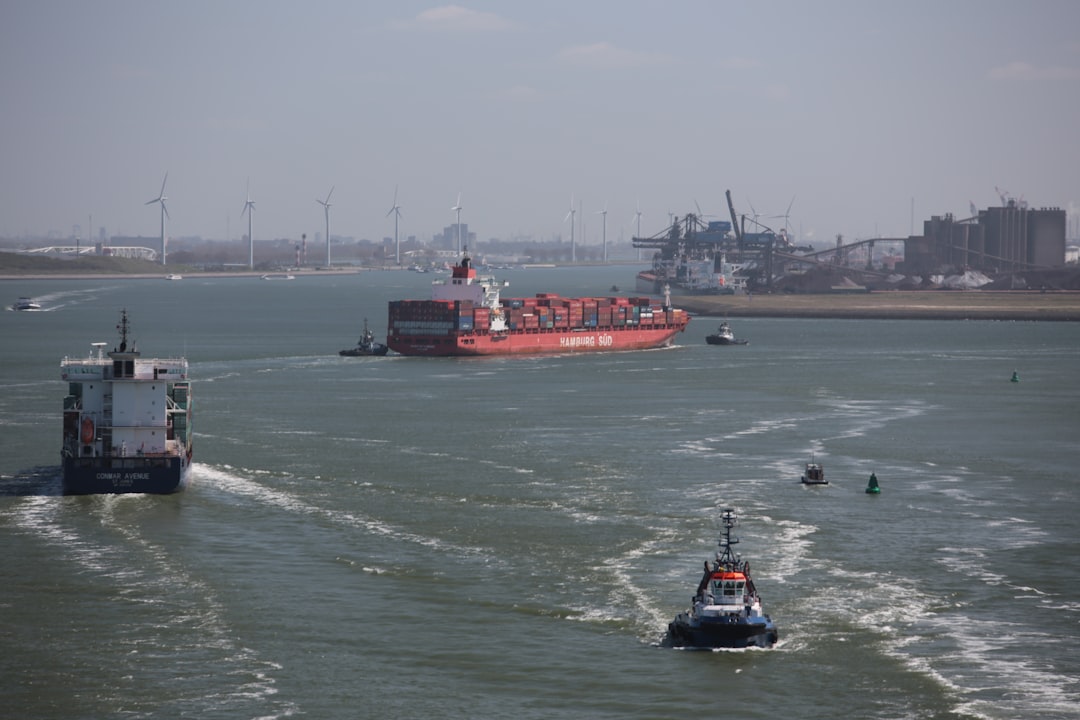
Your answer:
564;196;576;263
387;186;403;266
242;181;255;270
317;186;334;267
633;202;643;260
145;172;169;265
596;204;608;262
451;192;463;254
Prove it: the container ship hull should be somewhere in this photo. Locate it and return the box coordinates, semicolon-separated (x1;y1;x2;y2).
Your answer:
387;320;686;357
62;454;192;495
387;255;690;358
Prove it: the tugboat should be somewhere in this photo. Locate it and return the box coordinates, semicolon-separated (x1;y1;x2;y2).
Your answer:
339;318;389;357
801;457;827;485
705;321;748;346
665;508;778;649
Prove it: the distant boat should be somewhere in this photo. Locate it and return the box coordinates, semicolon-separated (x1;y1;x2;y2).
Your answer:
801;458;827;485
165;274;183;280
12;296;41;311
705;321;748;346
261;273;295;280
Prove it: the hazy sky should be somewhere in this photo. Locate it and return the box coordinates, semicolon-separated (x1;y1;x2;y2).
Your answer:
2;0;1078;247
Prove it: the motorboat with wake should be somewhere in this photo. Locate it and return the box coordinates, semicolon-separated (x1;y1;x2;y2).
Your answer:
665;508;778;649
801;457;827;485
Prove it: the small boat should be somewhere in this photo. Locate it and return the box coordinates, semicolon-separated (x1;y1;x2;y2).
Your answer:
705;321;748;346
261;273;296;280
340;318;389;357
865;472;880;494
801;458;827;485
665;508;779;649
165;274;183;280
12;296;42;311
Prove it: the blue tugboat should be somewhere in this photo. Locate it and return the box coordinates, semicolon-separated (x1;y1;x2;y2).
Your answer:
665;508;778;649
60;310;193;494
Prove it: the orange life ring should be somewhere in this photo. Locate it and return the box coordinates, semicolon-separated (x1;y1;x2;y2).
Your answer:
80;416;94;444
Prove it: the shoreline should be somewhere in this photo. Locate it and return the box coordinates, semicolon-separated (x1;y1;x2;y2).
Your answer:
5;271;1080;321
675;290;1080;321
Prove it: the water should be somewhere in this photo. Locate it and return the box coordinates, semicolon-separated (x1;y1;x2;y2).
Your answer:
2;268;1079;719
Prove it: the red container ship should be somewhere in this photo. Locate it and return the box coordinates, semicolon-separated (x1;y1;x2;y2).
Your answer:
387;254;690;357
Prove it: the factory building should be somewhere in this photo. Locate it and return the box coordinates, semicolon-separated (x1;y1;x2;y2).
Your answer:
902;200;1066;275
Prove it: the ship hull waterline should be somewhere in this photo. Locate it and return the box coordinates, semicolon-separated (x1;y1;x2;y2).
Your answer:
388;326;687;357
666;615;779;649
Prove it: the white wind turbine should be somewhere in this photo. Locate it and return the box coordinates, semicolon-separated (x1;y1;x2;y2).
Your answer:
317;186;334;267
596;204;608;262
387;186;402;265
451;192;463;254
145;172;169;265
632;202;644;260
242;181;255;270
564;196;576;262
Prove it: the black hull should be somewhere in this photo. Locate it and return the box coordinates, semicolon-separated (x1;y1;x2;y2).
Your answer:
666;616;778;649
62;455;191;495
339;345;389;357
706;337;748;346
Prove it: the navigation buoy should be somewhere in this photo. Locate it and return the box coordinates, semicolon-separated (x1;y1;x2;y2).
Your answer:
865;472;880;494
1010;370;1020;383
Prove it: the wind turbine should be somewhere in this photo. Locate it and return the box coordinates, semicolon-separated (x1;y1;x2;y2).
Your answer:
451;192;463;254
596;204;608;262
242;181;255;270
145;172;169;265
317;186;334;267
564;196;576;262
632;201;644;260
387;186;402;265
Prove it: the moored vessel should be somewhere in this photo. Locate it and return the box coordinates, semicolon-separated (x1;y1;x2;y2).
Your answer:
665;508;778;649
387;253;690;357
60;310;193;494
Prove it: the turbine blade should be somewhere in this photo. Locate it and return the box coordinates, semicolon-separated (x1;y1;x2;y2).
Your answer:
160;172;168;196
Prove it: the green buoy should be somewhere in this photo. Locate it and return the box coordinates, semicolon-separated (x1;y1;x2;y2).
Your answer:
866;472;880;494
1011;370;1020;383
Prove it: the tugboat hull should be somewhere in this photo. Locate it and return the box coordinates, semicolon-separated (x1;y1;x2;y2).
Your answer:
667;614;778;649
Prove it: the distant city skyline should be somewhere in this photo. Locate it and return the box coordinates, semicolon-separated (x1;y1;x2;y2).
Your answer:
2;1;1078;245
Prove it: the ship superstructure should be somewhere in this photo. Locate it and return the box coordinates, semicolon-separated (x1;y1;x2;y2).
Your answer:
60;310;193;494
387;254;690;356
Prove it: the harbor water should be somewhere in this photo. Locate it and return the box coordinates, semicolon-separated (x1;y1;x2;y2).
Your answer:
2;267;1079;719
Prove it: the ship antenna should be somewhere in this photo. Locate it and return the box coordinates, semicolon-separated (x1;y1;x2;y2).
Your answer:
716;508;740;567
116;309;130;352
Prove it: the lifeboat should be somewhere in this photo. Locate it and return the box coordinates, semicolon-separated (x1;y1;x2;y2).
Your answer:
80;416;95;444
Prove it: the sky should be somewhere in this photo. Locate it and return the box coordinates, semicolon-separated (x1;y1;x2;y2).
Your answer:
2;0;1079;249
